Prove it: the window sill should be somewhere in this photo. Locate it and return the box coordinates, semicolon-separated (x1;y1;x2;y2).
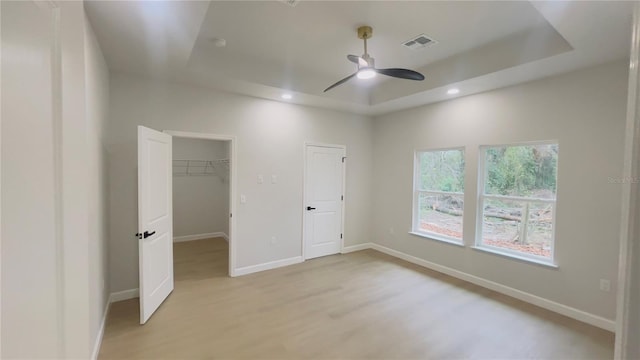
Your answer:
409;231;464;247
471;246;559;269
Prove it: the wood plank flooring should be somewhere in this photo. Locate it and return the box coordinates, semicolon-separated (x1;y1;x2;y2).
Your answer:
98;238;614;359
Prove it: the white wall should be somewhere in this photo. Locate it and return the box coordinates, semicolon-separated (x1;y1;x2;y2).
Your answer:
1;2;60;356
106;74;373;292
85;13;111;359
59;3;92;356
1;2;111;358
372;61;628;321
173;138;229;237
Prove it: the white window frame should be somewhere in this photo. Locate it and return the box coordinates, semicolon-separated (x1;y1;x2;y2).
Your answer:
411;147;465;246
475;141;558;267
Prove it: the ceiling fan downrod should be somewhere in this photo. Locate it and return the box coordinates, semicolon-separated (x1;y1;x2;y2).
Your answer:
357;25;373;59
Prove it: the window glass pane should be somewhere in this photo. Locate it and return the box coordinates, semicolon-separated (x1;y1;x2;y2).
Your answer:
481;198;522;246
418;193;463;240
419;149;465;192
484;144;558;198
526;202;553;258
481;198;552;259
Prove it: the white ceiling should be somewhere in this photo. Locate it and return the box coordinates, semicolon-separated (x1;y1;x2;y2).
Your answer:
85;0;634;116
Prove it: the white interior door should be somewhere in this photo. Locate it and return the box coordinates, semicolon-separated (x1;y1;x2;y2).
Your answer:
304;145;345;259
137;126;173;324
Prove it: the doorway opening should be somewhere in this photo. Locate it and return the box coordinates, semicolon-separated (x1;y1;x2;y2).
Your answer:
166;131;237;277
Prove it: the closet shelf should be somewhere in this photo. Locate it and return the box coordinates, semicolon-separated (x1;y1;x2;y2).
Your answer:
173;159;229;179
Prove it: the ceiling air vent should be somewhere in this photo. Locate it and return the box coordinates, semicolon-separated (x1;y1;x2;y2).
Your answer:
279;0;300;7
402;34;437;50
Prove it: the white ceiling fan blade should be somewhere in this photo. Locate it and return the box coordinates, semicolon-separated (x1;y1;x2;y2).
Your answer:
323;73;357;92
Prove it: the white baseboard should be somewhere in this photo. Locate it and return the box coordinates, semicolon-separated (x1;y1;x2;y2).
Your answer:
173;232;228;243
110;288;139;302
342;242;373;254
91;298;111;360
92;289;139;359
368;243;615;332
234;256;304;276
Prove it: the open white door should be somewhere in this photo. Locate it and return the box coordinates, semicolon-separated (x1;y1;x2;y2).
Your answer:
137;126;173;324
304;145;345;259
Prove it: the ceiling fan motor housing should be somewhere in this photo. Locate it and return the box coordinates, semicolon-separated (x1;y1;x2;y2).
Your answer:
357;26;373;40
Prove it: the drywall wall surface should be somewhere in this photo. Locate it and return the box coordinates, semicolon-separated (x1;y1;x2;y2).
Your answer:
372;61;628;320
85;12;110;358
59;2;92;357
173;138;229;237
107;74;373;292
1;2;104;358
1;1;60;356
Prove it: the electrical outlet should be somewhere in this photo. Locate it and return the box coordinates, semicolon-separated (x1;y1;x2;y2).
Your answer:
270;236;277;245
389;227;395;235
600;279;611;292
257;174;264;184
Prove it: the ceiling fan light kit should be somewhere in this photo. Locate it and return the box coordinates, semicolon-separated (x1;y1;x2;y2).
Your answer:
357;69;376;79
324;25;425;92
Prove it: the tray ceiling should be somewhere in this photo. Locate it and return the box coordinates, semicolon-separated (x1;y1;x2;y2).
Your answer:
86;0;633;115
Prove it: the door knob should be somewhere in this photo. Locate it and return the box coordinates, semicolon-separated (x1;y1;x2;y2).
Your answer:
306;206;316;211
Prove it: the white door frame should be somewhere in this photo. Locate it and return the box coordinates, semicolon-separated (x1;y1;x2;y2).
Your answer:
164;130;238;277
302;141;346;259
0;1;3;353
615;3;640;358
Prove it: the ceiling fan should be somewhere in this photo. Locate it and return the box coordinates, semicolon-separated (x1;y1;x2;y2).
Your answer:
324;25;425;92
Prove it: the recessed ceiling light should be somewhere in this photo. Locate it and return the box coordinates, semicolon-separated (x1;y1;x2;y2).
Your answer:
281;93;293;100
357;69;377;80
447;88;460;95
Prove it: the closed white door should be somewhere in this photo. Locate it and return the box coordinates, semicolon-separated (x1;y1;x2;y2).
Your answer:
304;145;345;259
137;126;173;324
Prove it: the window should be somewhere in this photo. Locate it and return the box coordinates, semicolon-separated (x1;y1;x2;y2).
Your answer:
477;142;558;263
412;148;465;243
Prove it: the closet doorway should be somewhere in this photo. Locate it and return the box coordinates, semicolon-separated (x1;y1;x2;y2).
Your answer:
165;131;237;277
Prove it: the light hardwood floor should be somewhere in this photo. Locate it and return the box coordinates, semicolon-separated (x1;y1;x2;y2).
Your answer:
99;238;614;359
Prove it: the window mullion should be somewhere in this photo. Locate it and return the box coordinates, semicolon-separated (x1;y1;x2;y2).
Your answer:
521;201;530;245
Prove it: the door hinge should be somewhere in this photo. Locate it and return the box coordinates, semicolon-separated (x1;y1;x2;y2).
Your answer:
340;233;343;239
342;157;346;163
341;195;344;201
230;213;232;218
